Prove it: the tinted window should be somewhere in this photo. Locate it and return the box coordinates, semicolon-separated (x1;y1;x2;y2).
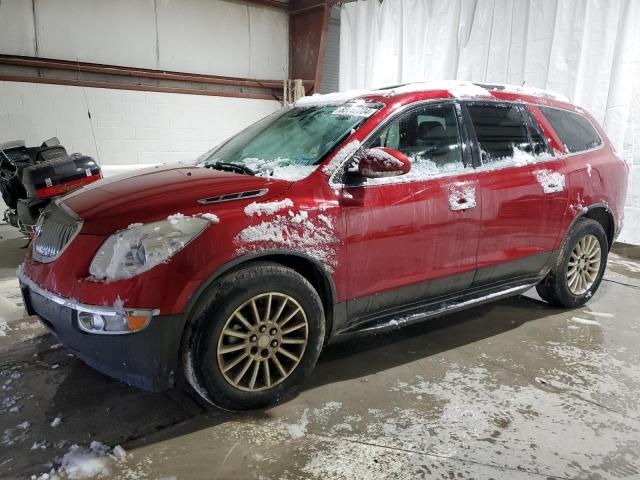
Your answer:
540;107;602;153
467;104;530;163
522;108;552;156
369;103;465;177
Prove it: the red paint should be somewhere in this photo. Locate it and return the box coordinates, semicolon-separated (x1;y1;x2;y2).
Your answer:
35;173;102;199
358;147;411;177
22;88;628;320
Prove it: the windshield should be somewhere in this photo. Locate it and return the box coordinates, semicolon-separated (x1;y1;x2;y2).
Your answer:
196;101;381;180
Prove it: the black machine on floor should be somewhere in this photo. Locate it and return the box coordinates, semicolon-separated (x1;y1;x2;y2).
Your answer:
0;138;102;234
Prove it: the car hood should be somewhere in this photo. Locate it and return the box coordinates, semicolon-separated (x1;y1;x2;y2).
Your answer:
62;164;291;234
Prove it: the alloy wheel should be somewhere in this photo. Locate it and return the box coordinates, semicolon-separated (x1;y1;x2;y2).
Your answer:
216;292;309;392
567;234;601;295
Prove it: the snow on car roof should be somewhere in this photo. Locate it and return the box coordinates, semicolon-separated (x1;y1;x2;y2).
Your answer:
296;81;569;106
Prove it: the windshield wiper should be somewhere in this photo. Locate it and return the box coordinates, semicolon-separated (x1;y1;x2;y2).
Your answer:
205;161;255;176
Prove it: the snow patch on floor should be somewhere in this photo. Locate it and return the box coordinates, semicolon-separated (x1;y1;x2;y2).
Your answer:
0;282;24;332
570;317;602;326
286;409;309;440
583;311;614;318
608;254;640;273
32;442;127;480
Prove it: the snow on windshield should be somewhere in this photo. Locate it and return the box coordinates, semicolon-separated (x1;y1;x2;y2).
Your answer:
196;102;381;181
242;158;318;181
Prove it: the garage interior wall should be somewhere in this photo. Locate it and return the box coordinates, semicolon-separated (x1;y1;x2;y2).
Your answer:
340;0;640;245
0;0;287;214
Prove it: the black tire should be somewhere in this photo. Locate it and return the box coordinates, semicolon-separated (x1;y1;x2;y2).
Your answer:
536;218;608;308
183;262;325;411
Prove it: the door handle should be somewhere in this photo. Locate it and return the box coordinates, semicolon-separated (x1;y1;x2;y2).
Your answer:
449;196;476;211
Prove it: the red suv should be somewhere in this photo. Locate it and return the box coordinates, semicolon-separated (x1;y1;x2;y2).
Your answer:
19;82;628;409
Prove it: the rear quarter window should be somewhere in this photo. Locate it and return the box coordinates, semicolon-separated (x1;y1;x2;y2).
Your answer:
539;107;602;153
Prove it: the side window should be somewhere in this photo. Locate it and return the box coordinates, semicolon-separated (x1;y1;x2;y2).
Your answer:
522;107;552;156
539;107;602;153
369;103;465;177
467;104;530;164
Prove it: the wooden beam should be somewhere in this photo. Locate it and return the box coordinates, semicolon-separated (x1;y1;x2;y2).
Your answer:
0;55;284;90
288;0;332;94
243;0;288;10
0;74;281;101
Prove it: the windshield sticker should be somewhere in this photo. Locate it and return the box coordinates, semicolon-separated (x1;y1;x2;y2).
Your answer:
331;104;378;118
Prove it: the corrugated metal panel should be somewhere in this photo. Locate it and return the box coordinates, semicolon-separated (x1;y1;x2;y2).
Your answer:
319;7;340;94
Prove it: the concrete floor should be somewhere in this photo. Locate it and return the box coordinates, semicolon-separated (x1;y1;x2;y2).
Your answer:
1;223;640;480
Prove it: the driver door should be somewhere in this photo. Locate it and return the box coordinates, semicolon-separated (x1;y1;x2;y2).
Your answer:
341;102;481;325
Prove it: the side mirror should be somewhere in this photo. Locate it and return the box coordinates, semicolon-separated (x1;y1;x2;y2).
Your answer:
358;147;411;178
42;137;61;148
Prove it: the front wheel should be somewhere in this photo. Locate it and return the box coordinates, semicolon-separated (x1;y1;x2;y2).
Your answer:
536;218;608;308
184;263;325;410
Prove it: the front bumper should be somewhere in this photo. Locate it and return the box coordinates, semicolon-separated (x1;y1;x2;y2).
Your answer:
19;272;185;391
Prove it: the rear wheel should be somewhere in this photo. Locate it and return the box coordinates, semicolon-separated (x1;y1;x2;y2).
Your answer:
536;218;608;308
184;263;325;410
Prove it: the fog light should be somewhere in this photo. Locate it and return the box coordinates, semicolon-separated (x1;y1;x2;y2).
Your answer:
78;312;106;332
77;311;152;335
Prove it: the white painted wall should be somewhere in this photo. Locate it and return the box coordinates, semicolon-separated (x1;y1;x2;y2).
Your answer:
0;0;288;79
0;0;287;219
0;81;282;214
0;81;280;164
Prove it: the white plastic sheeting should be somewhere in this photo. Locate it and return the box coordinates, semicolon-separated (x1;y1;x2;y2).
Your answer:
340;0;640;244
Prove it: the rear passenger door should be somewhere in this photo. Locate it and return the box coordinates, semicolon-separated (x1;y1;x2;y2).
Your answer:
463;102;569;287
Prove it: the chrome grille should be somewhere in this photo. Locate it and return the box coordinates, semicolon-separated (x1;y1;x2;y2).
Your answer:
33;203;82;263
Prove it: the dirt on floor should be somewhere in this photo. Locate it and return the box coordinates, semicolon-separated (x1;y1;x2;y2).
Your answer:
1;226;640;480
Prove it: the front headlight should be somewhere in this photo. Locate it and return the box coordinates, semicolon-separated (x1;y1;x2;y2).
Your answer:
89;216;210;282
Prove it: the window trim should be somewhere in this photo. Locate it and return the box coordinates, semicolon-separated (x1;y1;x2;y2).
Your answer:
328;99;474;188
462;100;538;168
518;104;553;157
462;99;605;160
538;104;604;155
